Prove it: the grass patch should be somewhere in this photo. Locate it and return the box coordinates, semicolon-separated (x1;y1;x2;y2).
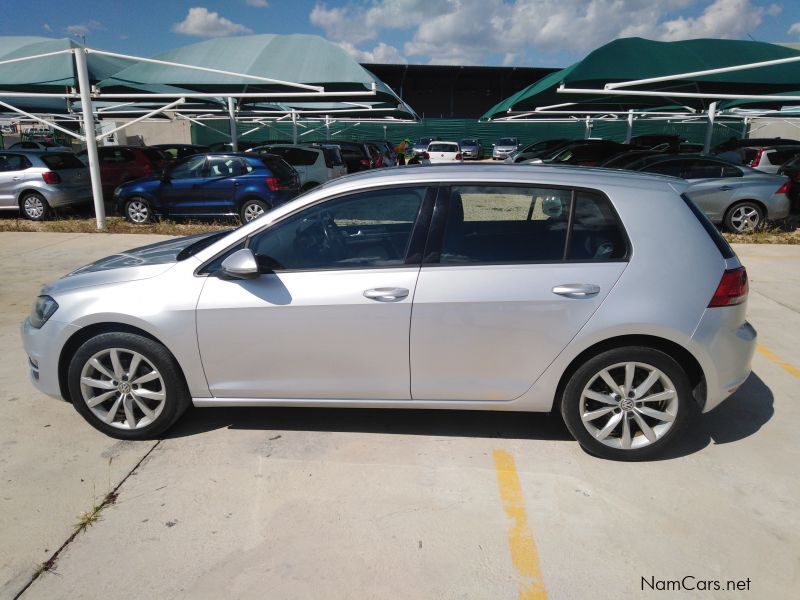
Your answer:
0;216;229;236
723;225;800;245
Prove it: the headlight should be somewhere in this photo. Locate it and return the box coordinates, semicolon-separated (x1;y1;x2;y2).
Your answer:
30;295;59;329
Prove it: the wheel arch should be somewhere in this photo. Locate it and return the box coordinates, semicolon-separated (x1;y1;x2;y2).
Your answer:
553;334;706;413
17;188;47;204
725;198;767;218
58;322;188;404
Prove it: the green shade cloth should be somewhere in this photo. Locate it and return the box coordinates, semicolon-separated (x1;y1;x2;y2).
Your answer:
482;38;800;120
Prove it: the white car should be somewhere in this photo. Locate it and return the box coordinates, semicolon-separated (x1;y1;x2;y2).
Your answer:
250;144;346;191
423;141;463;164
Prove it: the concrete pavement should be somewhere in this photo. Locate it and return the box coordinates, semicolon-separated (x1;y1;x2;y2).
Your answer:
1;233;798;599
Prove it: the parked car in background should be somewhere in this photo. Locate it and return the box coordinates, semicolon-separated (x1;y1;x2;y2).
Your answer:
207;141;264;152
114;153;300;224
327;141;375;174
738;145;800;174
8;141;72;153
0;150;92;220
506;139;570;163
412;138;433;156
528;141;633;166
629;154;790;232
421;141;463;164
366;141;398;166
629;135;684;152
77;146;170;198
302;142;349;177
777;154;800;214
151;144;210;162
250;144;345;190
459;139;483;160
492;137;520;160
598;150;666;169
23;164;756;462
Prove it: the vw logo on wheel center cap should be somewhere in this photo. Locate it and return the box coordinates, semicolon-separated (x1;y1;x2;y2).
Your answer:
620;398;635;411
119;382;131;394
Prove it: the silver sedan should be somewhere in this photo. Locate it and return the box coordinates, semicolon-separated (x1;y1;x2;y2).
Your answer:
21;165;756;460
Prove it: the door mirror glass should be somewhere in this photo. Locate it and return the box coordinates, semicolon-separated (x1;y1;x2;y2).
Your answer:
220;248;259;279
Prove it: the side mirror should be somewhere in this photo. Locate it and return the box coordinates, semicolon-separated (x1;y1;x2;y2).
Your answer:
220;248;259;279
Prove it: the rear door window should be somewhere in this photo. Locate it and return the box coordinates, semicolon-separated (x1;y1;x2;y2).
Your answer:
567;191;628;261
684;160;725;179
0;154;32;171
641;159;687;177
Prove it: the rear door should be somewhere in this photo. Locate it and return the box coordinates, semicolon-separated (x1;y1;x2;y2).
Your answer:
410;184;628;401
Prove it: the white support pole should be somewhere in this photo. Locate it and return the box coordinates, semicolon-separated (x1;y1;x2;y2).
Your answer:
228;97;238;152
74;48;106;230
584;116;592;139
624;109;634;143
292;110;298;144
741;116;750;139
703;101;717;155
383;125;387;141
325;115;331;140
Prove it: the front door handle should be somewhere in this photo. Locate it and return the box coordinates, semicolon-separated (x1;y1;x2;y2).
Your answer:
552;284;600;297
12;176;22;181
364;287;409;302
718;185;734;191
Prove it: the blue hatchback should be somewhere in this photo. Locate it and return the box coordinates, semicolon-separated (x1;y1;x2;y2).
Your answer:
114;153;300;223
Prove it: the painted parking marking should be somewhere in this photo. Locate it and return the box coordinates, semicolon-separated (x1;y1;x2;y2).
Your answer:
756;344;800;379
493;449;548;600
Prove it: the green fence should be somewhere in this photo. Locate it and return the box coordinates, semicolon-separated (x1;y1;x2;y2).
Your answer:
192;117;745;150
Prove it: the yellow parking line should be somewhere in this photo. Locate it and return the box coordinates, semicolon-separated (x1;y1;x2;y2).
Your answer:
757;344;800;379
493;449;548;600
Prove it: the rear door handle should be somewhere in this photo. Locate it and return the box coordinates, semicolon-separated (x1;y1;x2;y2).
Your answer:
552;284;600;297
364;287;409;302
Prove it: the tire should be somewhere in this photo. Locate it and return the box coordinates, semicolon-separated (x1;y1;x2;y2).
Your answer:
67;332;190;440
124;197;153;224
560;347;692;461
240;198;269;223
723;201;764;233
20;192;50;221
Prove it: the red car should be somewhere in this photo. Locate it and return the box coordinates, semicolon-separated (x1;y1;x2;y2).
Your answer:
77;146;170;198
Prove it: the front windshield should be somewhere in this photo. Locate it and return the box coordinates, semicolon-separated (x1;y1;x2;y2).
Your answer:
498;138;517;146
461;139;477;145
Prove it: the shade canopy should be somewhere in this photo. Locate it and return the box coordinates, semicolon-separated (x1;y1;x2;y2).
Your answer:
482;38;800;120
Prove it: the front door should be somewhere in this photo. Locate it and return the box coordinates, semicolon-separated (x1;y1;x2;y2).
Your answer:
160;155;207;215
410;185;628;401
0;153;30;208
196;185;433;399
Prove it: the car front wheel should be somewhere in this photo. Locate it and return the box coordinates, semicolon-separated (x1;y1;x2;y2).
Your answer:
125;197;153;224
20;192;50;221
68;332;190;439
560;347;692;461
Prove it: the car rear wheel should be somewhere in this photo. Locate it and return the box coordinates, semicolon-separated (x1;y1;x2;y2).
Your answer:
20;192;50;221
125;197;152;224
560;347;692;461
68;332;190;439
240;198;269;223
724;201;764;233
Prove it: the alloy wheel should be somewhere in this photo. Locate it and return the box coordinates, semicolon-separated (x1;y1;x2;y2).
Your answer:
127;200;150;223
243;203;265;222
23;196;45;219
579;361;678;450
79;348;166;430
729;205;761;232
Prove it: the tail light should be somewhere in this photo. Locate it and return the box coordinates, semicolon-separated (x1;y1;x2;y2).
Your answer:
421;152;430;159
709;267;748;307
455;153;462;160
750;148;764;167
41;171;60;184
359;159;371;168
265;176;280;191
776;180;791;195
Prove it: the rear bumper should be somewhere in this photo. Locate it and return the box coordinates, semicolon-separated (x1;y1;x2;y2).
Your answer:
690;307;757;412
43;186;93;208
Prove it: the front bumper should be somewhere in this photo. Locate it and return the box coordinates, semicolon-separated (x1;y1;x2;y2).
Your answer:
21;316;78;401
493;149;513;159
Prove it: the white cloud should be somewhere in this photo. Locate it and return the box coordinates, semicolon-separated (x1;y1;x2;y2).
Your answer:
172;7;253;37
338;41;407;64
246;0;269;7
43;23;52;32
790;22;800;36
311;0;782;66
65;19;104;38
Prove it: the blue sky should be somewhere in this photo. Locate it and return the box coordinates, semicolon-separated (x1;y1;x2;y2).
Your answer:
1;0;799;68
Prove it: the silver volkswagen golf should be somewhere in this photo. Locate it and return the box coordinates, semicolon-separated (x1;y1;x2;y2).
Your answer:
21;165;756;460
